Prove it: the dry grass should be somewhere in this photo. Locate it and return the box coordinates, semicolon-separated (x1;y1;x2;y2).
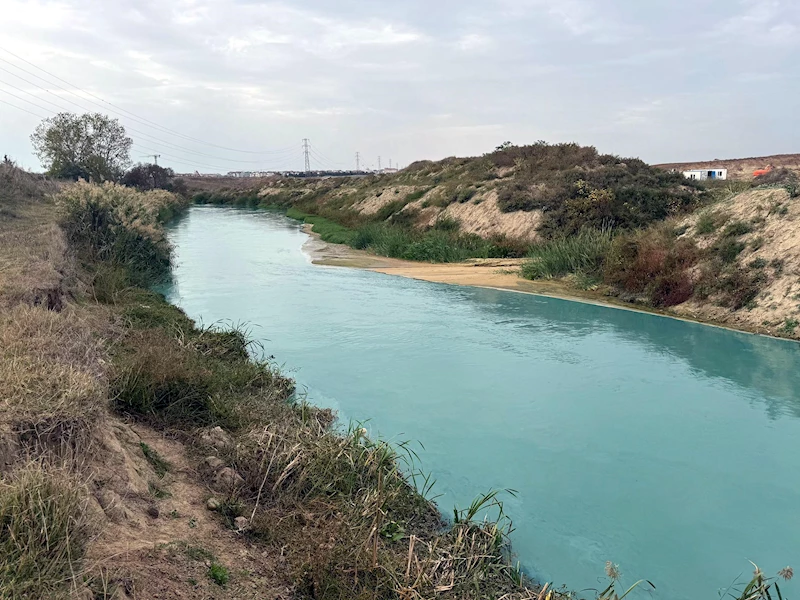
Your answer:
0;464;94;599
0;198;73;310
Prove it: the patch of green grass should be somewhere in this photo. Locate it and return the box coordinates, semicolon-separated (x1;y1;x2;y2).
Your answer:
207;563;229;587
521;228;613;279
185;544;215;562
404;188;429;202
140;442;171;478
722;220;752;238
781;319;799;334
286;208;356;245
696;211;728;235
432;215;460;232
373;199;409;222
111;313;294;431
351;221;509;262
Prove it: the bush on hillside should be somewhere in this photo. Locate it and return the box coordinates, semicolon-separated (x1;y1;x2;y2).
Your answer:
754;167;797;186
489;142;703;236
602;226;699;307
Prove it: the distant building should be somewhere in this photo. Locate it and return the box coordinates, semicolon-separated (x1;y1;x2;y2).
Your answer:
683;168;727;181
378;168;399;175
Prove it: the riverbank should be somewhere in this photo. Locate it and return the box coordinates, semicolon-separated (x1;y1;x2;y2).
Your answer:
0;172;549;599
302;224;800;342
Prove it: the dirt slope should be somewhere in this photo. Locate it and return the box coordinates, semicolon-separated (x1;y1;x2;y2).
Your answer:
657;154;800;180
674;187;800;337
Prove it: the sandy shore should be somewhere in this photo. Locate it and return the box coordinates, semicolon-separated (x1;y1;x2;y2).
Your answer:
300;225;800;341
301;225;665;313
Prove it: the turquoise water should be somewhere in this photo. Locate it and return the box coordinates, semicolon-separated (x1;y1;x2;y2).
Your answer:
164;206;800;599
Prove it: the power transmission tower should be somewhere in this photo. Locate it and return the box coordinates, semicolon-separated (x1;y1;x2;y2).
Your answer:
378;156;381;170
355;152;360;171
389;158;392;169
142;154;161;165
302;139;311;173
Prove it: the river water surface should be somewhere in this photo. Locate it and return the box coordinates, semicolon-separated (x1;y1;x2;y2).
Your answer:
164;206;800;599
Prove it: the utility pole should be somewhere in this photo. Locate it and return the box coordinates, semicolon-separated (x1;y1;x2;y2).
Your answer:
378;156;381;171
302;138;311;173
355;151;360;172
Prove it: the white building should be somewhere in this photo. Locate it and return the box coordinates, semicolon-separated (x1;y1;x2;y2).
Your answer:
682;168;728;181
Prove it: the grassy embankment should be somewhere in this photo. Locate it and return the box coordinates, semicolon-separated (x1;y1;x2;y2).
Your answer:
522;170;799;319
190;145;800;337
0;164;551;599
194;183;526;263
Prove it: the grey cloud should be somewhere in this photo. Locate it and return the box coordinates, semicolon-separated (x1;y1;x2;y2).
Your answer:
0;0;798;172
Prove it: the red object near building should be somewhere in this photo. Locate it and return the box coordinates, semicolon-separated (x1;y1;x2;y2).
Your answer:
754;166;773;177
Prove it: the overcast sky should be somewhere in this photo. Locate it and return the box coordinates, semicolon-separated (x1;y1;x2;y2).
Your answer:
0;0;797;173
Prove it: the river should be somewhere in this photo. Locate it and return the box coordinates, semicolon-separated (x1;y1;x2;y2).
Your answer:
164;206;800;599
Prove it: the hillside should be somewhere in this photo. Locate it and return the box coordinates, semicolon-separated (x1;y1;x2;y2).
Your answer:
187;142;800;340
656;153;800;180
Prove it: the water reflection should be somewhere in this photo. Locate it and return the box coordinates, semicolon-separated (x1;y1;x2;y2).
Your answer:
447;286;800;420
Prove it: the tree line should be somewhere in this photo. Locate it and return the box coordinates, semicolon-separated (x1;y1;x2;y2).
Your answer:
29;112;185;193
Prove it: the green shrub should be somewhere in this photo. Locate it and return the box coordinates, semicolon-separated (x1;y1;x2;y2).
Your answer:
722;221;752;237
490;142;703;235
714;239;746;264
714;266;766;310
696;211;727;235
432;215;460;232
404;188;428;202
521;228;612;279
207;563;229;586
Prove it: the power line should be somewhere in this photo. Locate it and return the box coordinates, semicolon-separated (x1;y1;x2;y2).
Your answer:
0;47;300;156
0;74;300;165
307;147;336;170
307;142;344;166
0;97;47;118
0;86;300;173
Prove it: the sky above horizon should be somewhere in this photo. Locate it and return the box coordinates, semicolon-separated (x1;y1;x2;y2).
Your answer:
0;0;798;173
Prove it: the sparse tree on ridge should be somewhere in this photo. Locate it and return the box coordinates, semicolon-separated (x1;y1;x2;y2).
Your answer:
30;112;132;182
